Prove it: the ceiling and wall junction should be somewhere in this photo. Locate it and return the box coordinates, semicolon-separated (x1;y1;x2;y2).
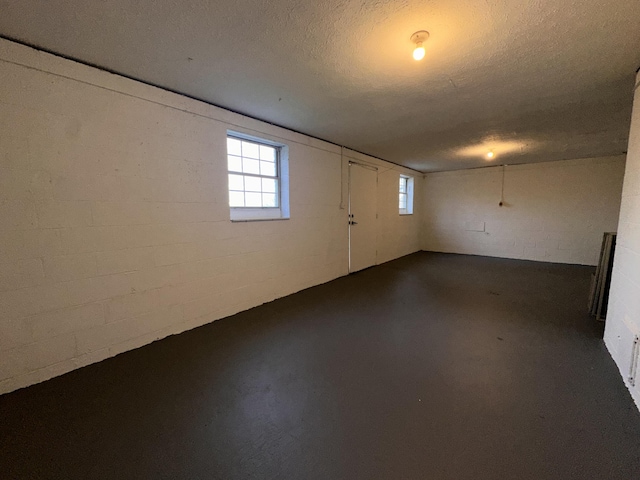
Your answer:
1;0;639;171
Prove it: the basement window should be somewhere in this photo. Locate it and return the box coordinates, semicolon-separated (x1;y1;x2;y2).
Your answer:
227;132;289;221
399;175;414;215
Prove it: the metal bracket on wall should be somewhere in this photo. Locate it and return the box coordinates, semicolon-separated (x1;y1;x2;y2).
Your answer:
630;335;639;387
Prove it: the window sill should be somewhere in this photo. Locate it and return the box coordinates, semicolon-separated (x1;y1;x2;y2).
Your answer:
230;207;289;222
231;217;290;223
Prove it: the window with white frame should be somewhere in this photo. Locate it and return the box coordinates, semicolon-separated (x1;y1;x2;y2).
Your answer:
227;132;289;221
399;175;414;215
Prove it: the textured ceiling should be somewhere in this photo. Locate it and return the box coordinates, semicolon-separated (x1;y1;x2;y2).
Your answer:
1;0;639;172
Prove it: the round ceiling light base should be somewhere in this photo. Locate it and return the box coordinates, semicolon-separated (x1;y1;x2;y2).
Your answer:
410;30;430;44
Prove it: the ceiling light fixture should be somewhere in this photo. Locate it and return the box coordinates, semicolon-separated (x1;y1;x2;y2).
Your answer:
487;150;495;158
410;30;429;61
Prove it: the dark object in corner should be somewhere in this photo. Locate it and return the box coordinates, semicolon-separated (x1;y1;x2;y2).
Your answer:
588;232;616;323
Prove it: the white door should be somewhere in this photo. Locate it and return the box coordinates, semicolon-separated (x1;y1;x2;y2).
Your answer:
349;162;378;272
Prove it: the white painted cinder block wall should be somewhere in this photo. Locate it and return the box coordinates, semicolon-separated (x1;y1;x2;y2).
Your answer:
604;71;640;409
0;39;422;394
421;156;625;265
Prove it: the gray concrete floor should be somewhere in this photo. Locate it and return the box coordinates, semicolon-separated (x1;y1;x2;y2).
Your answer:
1;252;640;479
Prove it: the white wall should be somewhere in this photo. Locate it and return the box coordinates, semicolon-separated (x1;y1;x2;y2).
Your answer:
421;156;625;265
604;71;640;409
0;39;421;394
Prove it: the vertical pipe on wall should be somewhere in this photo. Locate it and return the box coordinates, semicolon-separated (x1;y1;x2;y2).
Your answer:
339;146;345;210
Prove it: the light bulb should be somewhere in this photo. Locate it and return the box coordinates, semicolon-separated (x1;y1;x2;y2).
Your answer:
413;45;425;61
487;151;494;158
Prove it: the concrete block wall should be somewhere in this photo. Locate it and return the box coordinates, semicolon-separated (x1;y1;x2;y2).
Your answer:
604;71;640;409
0;39;421;394
421;156;625;265
377;166;421;264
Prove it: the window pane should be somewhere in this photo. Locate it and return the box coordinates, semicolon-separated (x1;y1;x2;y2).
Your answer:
227;138;242;156
244;175;262;192
242;141;260;159
399;193;407;209
243;159;260;175
245;192;262;207
260;145;276;161
262;193;277;207
399;178;407;193
243;158;260;175
260;161;276;177
262;177;276;193
229;191;244;207
228;155;242;172
228;174;244;191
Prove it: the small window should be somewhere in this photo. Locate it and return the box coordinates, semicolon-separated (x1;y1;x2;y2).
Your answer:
227;132;289;221
399;175;414;215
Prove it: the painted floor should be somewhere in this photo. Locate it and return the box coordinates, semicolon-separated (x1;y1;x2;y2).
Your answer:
2;252;639;479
